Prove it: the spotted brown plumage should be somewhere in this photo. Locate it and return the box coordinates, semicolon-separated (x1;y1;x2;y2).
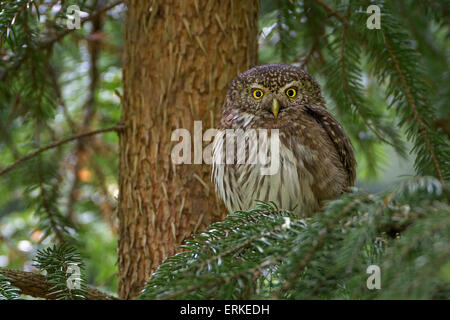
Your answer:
304;104;356;187
212;64;356;216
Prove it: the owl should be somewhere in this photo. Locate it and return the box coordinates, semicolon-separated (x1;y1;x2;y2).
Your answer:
211;64;356;217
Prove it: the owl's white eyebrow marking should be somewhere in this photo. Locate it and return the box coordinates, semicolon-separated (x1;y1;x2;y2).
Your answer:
280;81;299;91
250;84;266;90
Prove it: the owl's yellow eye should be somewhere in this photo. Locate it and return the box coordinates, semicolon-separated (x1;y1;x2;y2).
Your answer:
252;89;264;99
286;88;297;98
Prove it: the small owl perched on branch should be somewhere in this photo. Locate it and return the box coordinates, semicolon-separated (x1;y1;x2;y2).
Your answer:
212;64;356;216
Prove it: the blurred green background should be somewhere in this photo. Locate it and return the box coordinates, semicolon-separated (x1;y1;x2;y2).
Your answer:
1;0;446;296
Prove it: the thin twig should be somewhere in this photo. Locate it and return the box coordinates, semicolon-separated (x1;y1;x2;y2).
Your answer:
48;65;77;132
313;0;346;24
299;37;319;70
66;9;103;220
0;125;125;177
40;0;123;47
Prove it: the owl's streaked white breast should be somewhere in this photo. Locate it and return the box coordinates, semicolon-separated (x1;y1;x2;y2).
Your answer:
212;129;320;216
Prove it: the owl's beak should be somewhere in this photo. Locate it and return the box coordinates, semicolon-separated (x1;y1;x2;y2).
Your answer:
272;98;280;117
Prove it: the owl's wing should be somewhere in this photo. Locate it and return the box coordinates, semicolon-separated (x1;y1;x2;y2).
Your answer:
305;105;356;186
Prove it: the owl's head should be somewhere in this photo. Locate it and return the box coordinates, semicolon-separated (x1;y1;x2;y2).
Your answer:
224;64;325;123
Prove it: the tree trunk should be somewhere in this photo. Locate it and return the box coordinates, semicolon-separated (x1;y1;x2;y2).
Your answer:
118;0;258;299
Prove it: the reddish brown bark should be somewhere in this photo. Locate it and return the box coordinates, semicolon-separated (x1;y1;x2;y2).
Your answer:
0;268;117;300
118;0;259;299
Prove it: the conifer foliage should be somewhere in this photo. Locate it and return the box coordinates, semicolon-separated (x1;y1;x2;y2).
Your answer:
141;177;449;299
0;0;449;299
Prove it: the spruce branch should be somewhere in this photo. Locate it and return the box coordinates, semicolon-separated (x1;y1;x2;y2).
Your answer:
0;273;21;300
339;22;398;149
274;194;367;298
36;155;66;243
141;204;303;299
160;256;279;300
182;210;290;276
0;0;123;82
140;177;448;300
0;125;125;177
384;36;445;186
33;244;88;299
0;0;28;46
